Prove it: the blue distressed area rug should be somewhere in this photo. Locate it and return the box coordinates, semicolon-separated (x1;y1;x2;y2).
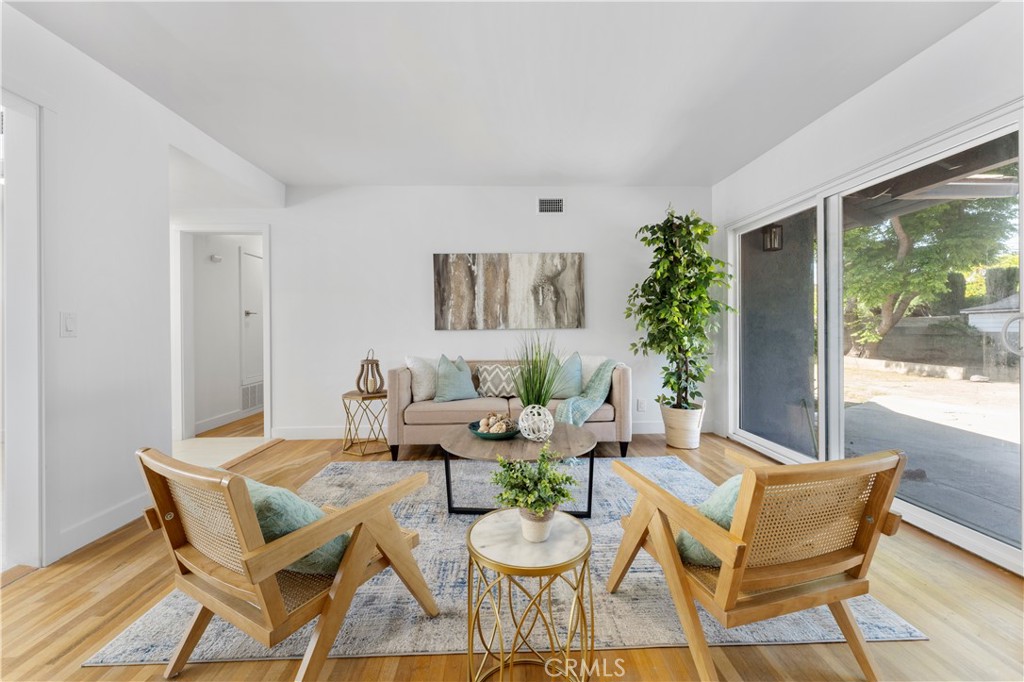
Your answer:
85;457;924;665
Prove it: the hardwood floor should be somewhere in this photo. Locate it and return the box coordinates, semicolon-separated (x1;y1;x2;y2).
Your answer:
196;411;264;438
1;434;1021;681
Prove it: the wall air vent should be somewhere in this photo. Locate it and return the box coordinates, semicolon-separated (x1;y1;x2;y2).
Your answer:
538;198;564;213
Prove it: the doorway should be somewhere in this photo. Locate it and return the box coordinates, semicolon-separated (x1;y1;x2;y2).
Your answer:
171;225;271;464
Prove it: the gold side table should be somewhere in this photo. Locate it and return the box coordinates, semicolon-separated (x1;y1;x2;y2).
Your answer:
341;390;389;456
466;509;594;682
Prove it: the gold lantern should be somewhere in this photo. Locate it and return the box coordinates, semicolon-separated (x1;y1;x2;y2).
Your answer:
356;349;385;395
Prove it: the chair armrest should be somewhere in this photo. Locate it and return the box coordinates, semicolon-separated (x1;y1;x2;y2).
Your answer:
610;364;632;442
612;460;745;568
243;471;428;583
387;367;412;445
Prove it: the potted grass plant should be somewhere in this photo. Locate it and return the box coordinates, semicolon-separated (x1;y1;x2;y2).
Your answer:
512;333;561;441
491;444;577;542
625;208;731;449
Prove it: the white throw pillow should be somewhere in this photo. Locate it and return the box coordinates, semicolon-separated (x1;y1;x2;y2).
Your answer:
405;356;439;402
579;355;609;387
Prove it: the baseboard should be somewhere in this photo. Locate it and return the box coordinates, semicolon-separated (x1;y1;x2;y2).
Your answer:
52;491;151;564
631;419;665;435
277;422;669;440
195;406;263;434
272;426;347;440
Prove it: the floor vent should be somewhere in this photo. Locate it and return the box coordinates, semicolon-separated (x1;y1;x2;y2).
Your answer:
242;382;264;410
538;198;563;213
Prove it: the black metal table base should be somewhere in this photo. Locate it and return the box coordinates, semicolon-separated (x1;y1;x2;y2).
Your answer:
442;447;595;519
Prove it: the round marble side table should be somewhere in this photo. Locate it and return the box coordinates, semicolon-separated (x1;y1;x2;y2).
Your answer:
466;509;594;682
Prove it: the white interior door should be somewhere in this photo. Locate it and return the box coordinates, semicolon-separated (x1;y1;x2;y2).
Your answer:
240;249;263;386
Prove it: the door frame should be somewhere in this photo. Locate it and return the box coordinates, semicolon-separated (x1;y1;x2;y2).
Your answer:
170;223;272;440
1;90;45;567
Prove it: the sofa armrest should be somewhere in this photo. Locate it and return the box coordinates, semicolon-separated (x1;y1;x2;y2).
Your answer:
387;367;413;445
610;364;632;442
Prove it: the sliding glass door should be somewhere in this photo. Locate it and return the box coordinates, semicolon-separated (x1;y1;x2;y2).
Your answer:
736;207;820;460
733;128;1022;566
841;131;1020;550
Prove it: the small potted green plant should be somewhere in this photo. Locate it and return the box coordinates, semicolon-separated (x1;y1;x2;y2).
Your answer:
491;444;577;542
511;333;561;441
625;208;731;449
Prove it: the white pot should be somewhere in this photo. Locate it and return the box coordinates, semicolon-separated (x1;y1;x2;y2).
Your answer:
520;508;555;542
519;404;554;442
661;401;705;449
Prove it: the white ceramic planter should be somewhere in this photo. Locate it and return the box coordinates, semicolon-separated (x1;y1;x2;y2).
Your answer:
519;404;554;442
519;508;555;542
661;401;705;449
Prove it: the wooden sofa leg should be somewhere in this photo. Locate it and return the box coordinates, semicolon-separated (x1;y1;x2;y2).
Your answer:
389;445;399;462
619;441;629;457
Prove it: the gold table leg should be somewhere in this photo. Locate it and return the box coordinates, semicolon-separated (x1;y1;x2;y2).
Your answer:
467;556;594;682
342;397;389;456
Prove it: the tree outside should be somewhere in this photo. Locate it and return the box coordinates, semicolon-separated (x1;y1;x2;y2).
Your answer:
843;162;1019;357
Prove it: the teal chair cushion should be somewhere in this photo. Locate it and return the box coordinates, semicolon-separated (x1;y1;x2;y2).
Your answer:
675;474;743;567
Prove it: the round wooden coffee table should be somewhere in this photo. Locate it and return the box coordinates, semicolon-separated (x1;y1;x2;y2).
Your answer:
439;422;597;518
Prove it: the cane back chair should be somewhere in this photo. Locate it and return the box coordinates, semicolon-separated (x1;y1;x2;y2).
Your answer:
608;450;906;681
138;447;439;681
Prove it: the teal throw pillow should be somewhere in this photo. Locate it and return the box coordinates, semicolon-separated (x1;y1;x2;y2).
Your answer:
675;474;743;567
552;352;584;399
242;477;350;575
434;354;478;402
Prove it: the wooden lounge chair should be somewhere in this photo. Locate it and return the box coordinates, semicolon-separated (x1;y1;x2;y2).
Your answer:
607;450;906;681
137;447;439;681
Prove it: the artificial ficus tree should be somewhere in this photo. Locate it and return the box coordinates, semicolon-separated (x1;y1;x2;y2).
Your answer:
625;209;732;410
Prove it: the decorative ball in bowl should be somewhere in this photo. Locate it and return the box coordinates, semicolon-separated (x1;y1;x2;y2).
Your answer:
469;413;520;440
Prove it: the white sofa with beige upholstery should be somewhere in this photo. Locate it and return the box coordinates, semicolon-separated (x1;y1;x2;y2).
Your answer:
386;359;632;460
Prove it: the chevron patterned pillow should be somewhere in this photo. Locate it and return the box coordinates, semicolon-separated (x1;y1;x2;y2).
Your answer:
476;364;519;398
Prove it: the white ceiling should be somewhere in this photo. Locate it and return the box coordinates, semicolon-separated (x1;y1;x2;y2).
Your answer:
14;2;994;187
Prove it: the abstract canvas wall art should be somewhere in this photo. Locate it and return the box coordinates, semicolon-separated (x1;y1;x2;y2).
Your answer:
433;253;585;330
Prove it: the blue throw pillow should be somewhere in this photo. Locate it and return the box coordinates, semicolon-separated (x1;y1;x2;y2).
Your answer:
241;477;350;575
675;474;743;567
434;354;478;402
552;352;584;399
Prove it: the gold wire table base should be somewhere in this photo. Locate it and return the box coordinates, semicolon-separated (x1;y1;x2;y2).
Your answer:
341;391;389;456
467;555;595;682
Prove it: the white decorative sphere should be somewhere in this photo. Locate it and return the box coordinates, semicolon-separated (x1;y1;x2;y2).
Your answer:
519;404;554;442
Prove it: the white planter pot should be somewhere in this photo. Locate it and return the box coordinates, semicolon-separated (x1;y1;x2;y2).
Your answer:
520;508;555;542
519;404;554;442
661;401;705;449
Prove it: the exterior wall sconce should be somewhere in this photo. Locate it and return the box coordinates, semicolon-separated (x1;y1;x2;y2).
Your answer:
761;224;783;252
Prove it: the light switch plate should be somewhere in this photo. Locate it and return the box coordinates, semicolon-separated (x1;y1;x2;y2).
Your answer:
60;312;77;338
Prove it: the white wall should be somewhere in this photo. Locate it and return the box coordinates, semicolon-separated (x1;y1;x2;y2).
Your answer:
708;1;1023;436
173;185;711;438
192;234;262;431
2;7;284;563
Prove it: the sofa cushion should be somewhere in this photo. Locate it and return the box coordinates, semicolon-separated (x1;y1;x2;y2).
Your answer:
579;355;610;387
406;356;439;402
509;398;614;423
552;352;583;399
404;397;510;425
434;355;477;402
477;363;519;398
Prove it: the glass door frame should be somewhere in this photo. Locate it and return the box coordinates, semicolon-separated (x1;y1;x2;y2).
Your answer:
726;111;1023;574
726;197;827;465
